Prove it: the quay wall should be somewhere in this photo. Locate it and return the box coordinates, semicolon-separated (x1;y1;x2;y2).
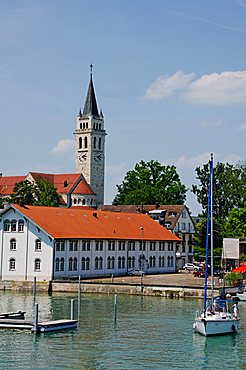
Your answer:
0;280;210;298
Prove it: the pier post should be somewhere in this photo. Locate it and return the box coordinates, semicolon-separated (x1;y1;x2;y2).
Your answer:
78;275;81;321
33;276;36;302
71;299;75;320
114;294;117;323
33;303;39;333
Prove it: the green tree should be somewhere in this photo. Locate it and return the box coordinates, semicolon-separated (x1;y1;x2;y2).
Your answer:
192;161;246;220
10;179;60;207
113;160;187;205
11;180;38;205
223;204;246;238
35;178;60;207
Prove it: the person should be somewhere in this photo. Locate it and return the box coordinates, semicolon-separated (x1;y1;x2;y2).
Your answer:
233;303;239;319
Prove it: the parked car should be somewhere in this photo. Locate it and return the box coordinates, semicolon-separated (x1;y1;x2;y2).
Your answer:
127;268;145;276
183;263;199;271
193;268;205;278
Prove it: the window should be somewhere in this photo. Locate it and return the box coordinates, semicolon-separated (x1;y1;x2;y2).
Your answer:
11;220;17;232
4;220;10;232
94;137;96;149
69;240;78;251
99;257;103;269
182;223;186;230
35;239;41;251
60;258;65;271
95;241;103;251
79;137;82;149
73;257;78;271
10;238;16;251
119;241;125;251
108;241;115;251
159;241;165;251
150;242;156;251
55;257;59;271
82;240;90;251
182;211;186;218
167;256;174;267
81;257;86;270
95;257;99;270
107;256;115;269
167;242;173;251
139;241;146;251
18;220;24;232
159;256;165;267
98;137;101;149
128;241;135;251
86;257;90;270
9;258;16;271
69;257;73;271
34;258;41;271
84;137;88;148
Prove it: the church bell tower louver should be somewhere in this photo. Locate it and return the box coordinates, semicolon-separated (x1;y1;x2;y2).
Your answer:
74;65;106;206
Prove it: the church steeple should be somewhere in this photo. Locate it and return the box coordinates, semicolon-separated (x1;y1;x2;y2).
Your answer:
82;64;99;118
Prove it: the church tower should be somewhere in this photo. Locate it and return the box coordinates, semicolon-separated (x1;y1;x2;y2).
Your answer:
75;66;106;206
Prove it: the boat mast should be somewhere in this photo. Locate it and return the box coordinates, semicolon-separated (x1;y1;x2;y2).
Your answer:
203;153;213;314
210;153;214;300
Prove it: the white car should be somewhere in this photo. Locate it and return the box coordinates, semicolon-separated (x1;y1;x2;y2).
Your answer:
183;263;199;271
127;268;145;276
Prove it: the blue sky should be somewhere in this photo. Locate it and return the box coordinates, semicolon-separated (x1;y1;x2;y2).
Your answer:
1;0;246;214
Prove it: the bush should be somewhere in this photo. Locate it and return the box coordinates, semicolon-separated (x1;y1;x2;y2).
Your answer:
225;272;242;287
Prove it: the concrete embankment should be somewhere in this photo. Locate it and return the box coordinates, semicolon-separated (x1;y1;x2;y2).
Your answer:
0;279;212;298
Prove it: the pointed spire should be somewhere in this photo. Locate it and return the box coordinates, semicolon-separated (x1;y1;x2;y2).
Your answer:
82;64;99;117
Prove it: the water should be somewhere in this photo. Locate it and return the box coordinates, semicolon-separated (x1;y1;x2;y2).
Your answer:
0;291;246;369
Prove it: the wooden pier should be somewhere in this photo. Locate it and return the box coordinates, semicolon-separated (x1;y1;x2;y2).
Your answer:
0;318;78;332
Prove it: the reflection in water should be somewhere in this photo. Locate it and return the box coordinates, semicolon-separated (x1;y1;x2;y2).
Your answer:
0;292;246;369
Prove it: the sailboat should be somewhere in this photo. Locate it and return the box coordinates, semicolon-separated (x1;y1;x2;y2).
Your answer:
193;154;240;336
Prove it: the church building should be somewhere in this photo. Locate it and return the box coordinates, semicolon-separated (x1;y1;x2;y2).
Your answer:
0;67;106;207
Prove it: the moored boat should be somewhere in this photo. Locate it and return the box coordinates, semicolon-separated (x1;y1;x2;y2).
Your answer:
193;154;240;336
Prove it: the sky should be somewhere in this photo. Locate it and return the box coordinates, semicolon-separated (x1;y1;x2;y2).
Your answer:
1;0;246;215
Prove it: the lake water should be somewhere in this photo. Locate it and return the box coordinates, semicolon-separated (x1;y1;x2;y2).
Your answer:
0;291;246;369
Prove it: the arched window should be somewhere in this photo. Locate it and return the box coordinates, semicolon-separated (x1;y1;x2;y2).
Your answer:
98;137;101;149
132;256;135;268
55;258;59;271
107;256;111;269
111;257;115;269
60;258;65;271
4;220;10;232
99;124;101;130
86;257;90;270
122;257;125;269
82;199;86;205
152;256;156;268
81;257;86;270
149;256;152;268
90;199;93;205
94;137;96;149
78;198;81;205
74;198;77;205
9;258;16;271
95;257;99;270
18;220;24;232
83;122;85;129
80;123;82;129
99;257;103;270
118;256;121;269
11;220;17;232
35;239;41;251
84;137;88;148
73;257;78;271
10;238;16;251
34;258;41;271
79;137;82;149
69;257;73;271
128;256;131;269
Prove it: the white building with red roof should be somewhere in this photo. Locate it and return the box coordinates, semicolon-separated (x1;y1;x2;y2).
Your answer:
0;204;180;281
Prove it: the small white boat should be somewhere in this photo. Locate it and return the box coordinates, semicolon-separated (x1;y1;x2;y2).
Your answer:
193;154;240;336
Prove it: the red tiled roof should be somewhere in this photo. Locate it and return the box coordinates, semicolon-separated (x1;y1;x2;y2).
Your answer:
0;176;26;195
13;204;180;241
29;172;95;195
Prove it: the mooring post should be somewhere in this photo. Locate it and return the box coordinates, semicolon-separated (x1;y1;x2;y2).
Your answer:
71;299;75;320
33;303;39;333
33;276;36;301
114;294;117;323
78;275;81;321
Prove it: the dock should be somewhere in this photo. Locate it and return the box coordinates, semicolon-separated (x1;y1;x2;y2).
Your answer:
0;318;78;332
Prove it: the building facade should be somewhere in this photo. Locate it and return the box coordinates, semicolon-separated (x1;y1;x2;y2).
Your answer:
99;204;196;269
0;205;180;281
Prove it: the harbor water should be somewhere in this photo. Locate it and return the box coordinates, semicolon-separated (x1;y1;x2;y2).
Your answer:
0;291;246;369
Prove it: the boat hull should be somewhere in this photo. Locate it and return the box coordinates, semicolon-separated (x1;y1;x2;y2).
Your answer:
194;316;240;336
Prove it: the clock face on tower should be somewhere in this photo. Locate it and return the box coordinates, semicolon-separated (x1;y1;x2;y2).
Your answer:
93;153;102;162
79;153;87;162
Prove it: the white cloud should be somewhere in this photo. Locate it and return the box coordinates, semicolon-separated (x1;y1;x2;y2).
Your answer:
238;122;246;130
145;70;246;105
200;119;224;127
51;139;74;155
183;71;246;105
144;70;195;100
